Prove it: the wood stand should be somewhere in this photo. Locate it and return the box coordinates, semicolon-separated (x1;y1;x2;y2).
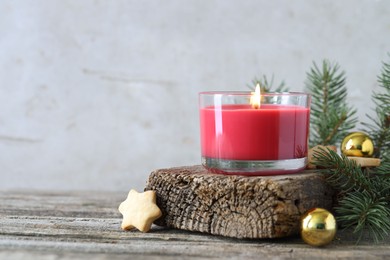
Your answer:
145;165;333;239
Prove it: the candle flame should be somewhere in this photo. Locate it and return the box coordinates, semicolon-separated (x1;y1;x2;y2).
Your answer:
250;84;261;109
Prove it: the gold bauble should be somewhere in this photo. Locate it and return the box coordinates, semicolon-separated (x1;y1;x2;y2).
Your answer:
300;208;337;247
340;132;374;157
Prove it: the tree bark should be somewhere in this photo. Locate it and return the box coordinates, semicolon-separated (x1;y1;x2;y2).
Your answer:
145;165;333;239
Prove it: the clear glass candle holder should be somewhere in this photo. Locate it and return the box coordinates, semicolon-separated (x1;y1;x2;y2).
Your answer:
199;91;311;175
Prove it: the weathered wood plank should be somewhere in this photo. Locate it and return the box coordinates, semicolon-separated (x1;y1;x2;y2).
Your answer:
1;190;390;259
145;166;333;239
0;190;122;218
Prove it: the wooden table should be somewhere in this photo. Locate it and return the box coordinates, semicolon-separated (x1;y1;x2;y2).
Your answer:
1;190;389;259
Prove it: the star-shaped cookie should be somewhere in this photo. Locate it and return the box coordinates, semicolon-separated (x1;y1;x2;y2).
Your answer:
118;189;162;232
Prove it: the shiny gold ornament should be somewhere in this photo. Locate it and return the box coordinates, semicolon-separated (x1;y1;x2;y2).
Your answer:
300;208;337;247
340;132;374;157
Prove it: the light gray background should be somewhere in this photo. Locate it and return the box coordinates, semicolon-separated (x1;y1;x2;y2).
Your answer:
1;0;389;192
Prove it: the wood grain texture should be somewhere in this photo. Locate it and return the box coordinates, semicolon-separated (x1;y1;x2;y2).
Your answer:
145;166;334;239
1;190;390;259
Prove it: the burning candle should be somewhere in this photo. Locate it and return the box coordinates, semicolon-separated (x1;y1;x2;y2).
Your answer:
199;85;311;175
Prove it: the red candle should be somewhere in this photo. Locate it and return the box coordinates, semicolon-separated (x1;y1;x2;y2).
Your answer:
199;89;310;175
200;104;310;160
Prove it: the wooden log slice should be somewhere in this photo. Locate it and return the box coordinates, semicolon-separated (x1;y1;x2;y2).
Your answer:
145;165;333;239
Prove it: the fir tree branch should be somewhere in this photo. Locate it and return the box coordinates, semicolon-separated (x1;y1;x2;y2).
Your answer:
363;54;390;159
336;191;390;243
305;60;357;146
323;112;347;145
249;74;288;93
312;147;373;192
312;147;390;243
374;161;390;176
